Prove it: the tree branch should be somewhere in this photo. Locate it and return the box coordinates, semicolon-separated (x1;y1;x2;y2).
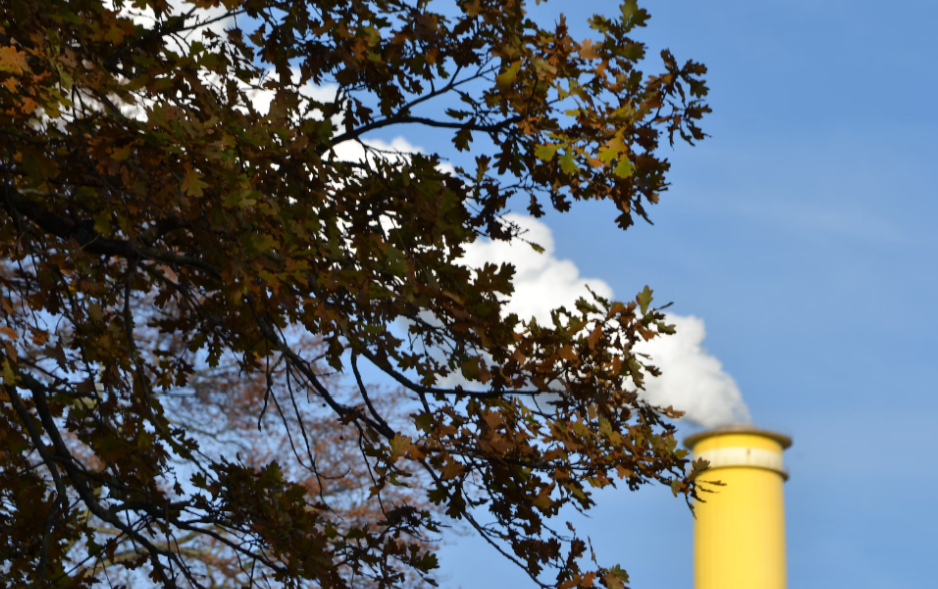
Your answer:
329;115;521;149
1;185;222;280
358;348;541;398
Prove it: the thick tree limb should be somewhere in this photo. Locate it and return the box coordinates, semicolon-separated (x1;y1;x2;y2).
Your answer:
1;186;222;280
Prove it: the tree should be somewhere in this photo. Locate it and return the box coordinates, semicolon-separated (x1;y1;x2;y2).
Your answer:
77;323;440;588
0;0;712;587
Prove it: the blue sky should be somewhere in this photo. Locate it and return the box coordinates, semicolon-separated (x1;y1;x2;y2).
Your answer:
394;1;938;587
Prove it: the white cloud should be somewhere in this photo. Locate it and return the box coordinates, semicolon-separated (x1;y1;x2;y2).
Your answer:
459;214;750;428
242;72;339;119
109;0;234;43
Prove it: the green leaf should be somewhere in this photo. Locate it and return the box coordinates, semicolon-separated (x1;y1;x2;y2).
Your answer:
56;66;73;91
670;479;684;497
597;146;619;163
621;0;638;21
559;149;578;174
461;358;481;380
613;157;634;178
637;285;653;314
656;321;676;335
21;147;57;182
93;210;110;236
604;565;630;589
574;297;600;314
534;143;560;161
223;189;258;208
453;127;472;151
414;412;434;433
445;108;470;120
1;358;17;384
111;145;131;161
496;60;522;88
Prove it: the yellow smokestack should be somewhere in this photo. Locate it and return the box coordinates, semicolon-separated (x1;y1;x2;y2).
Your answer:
685;425;792;589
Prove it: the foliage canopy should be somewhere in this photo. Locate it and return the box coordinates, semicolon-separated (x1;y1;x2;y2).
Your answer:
0;0;712;586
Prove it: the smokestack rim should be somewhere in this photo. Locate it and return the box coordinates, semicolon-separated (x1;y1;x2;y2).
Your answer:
683;423;792;450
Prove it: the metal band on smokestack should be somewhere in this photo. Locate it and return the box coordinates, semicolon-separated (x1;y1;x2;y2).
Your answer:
685;425;792;589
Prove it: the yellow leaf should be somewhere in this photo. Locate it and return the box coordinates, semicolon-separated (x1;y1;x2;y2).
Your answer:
597;146;618;163
496;60;522;88
613;157;634;179
111;145;131;161
533;58;557;78
1;358;17;385
559;149;578;174
534;143;560;161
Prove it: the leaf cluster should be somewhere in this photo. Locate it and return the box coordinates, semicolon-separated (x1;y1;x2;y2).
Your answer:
0;0;710;587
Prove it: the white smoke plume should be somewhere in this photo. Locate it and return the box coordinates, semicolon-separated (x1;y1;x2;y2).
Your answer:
460;214;750;428
635;315;749;427
458;214;614;322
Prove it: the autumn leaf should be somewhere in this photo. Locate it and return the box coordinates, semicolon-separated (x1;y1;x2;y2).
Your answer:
579;38;600;60
181;166;209;197
613;157;634;178
603;565;630;589
110;145;131;161
18;97;38;114
453;127;472;151
2;358;18;384
0;46;29;74
637;285;653;314
597;146;619;163
440;459;464;480
532;488;552;510
223;189;257;208
559;149;578;174
496;60;522;88
390;433;414;461
535;143;561;161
